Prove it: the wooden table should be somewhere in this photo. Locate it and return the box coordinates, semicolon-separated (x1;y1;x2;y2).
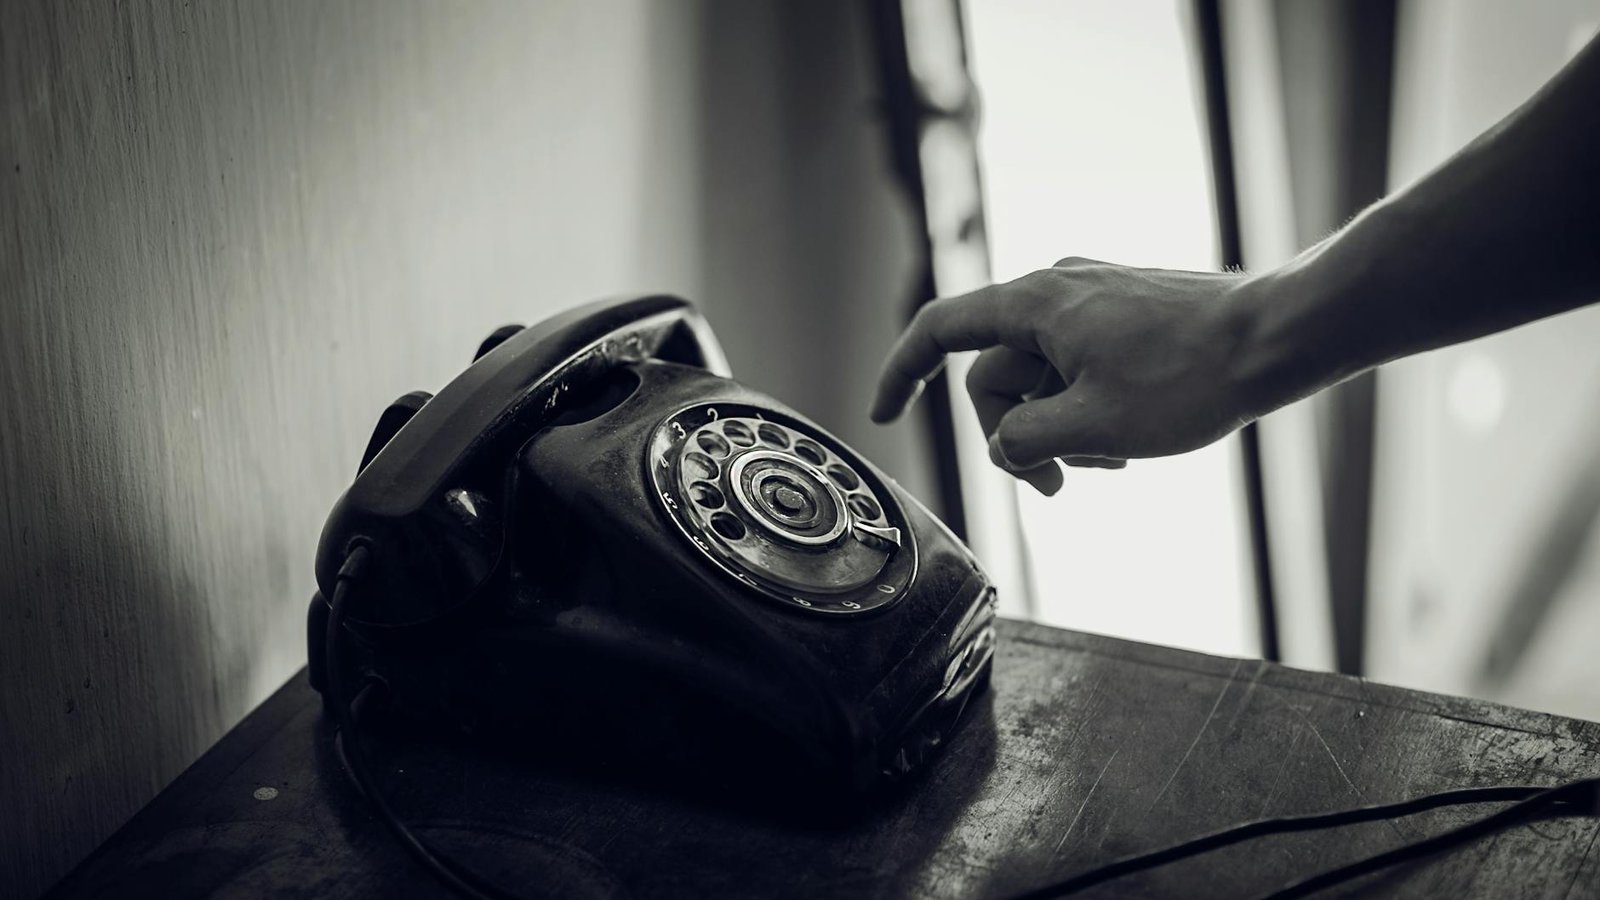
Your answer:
44;620;1600;899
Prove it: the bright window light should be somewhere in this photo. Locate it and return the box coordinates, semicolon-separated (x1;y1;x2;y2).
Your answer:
965;0;1257;656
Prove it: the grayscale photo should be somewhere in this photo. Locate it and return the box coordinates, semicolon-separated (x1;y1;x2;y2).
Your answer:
4;1;1599;898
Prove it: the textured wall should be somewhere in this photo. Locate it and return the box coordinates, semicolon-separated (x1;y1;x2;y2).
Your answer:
0;2;926;895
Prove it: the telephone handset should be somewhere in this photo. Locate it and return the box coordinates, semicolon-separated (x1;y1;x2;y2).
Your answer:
309;295;996;794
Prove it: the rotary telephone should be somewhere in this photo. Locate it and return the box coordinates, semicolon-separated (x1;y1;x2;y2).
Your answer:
307;295;996;798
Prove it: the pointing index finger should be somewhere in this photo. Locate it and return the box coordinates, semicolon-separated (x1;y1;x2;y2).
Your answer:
869;283;1034;422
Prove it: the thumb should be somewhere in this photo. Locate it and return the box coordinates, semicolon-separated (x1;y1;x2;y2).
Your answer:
993;390;1108;468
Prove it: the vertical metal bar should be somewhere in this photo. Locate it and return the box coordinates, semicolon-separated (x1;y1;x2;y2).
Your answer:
864;0;969;540
1274;0;1396;675
1192;0;1281;661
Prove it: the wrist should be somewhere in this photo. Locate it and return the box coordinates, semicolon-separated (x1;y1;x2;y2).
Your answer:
1220;195;1424;419
1221;261;1348;420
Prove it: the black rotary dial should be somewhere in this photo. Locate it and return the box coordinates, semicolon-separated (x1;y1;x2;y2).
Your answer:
646;403;915;615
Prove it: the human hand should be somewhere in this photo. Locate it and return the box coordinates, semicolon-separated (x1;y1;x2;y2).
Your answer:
870;257;1265;495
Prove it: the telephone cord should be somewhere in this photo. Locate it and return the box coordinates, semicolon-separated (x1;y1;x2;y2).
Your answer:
1006;771;1598;899
327;544;520;900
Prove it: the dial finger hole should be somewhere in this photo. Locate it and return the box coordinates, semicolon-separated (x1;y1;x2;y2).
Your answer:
690;482;725;509
824;464;859;491
722;421;757;447
682;451;719;481
756;424;790;448
697;431;732;458
710;512;747;541
793;439;825;466
847;493;882;521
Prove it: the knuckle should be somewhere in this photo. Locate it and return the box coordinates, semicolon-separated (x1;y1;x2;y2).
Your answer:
903;305;940;350
1019;268;1058;292
916;297;957;334
1014;271;1064;315
963;359;984;392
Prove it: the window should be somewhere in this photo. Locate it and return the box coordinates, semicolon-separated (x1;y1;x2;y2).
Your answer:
965;0;1257;655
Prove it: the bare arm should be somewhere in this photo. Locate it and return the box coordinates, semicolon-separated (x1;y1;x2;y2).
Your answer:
871;34;1600;496
1237;31;1600;409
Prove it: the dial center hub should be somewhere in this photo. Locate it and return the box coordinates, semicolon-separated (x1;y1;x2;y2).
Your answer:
730;451;846;546
772;485;807;514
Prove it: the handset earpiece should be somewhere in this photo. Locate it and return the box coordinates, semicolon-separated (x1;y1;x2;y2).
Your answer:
359;391;433;474
473;324;525;361
315;295;728;628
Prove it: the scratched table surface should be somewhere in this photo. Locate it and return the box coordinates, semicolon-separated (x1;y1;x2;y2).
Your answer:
44;619;1600;899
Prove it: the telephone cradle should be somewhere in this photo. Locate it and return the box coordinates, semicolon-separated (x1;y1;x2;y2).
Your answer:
307;295;996;798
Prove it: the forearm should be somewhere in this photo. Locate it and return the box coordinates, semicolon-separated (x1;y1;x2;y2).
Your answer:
1232;35;1600;414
